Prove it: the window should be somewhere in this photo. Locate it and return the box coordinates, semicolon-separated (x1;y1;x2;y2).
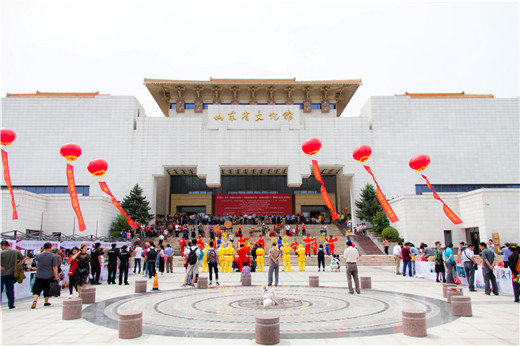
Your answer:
184;103;195;110
415;184;520;195
311;103;322;110
1;185;89;195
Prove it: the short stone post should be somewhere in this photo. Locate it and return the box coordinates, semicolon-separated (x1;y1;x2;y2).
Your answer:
451;296;472;317
62;298;82;320
360;276;372;289
447;287;463;303
119;311;143;339
135;280;147;293
255;315;280;345
197;277;208;289
442;283;456;298
242;275;252;286
402;309;427;337
81;287;96;304
309;276;319;287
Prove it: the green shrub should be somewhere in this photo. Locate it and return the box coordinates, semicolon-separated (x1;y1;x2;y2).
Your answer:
381;226;400;241
372;211;390;233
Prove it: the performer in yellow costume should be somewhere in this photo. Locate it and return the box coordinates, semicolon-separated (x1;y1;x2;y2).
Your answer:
296;244;306;271
224;243;235;273
201;243;210;272
217;243;226;271
281;243;292;271
255;245;265;272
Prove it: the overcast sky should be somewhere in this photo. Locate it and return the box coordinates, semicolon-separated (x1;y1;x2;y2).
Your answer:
2;0;518;117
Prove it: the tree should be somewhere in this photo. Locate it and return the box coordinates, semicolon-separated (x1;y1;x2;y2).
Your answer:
120;184;153;225
355;183;383;223
109;214;130;238
372;211;390;233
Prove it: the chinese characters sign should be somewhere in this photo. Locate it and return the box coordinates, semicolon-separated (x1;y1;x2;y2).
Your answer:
208;105;300;130
215;194;293;215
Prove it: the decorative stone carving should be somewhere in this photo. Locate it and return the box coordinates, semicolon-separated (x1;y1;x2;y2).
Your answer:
194;99;203;113
321;99;330;113
176;99;185;113
303;100;312;113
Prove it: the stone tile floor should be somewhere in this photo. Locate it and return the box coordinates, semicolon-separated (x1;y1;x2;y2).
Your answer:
1;266;518;345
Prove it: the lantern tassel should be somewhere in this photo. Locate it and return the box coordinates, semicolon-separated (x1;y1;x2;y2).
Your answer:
66;164;86;231
312;160;339;219
363;165;399;223
99;181;138;229
421;174;462;224
1;149;18;220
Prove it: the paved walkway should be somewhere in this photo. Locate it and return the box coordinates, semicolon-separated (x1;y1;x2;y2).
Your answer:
1;266;518;345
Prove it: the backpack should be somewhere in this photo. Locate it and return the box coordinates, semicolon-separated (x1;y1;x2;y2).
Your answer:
147;248;157;261
208;249;218;264
188;247;198;265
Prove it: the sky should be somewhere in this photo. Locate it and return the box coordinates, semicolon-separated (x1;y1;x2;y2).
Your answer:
1;0;518;117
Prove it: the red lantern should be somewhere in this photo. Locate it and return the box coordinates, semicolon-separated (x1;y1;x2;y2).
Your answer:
88;159;108;177
0;128;16;146
302;137;322;156
60;143;82;162
353;145;372;163
409;154;431;172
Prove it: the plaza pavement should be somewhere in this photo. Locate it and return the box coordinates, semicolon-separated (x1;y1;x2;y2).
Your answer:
1;265;518;345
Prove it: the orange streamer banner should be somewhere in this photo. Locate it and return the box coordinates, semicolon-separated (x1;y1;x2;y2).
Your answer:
363;165;399;223
66;164;86;231
1;149;18;220
99;181;138;229
421;174;463;224
312;160;339;219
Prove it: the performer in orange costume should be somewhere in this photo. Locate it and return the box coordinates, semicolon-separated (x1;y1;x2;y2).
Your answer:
257;236;265;249
325;236;338;255
236;243;248;272
312;239;318;255
197;236;204;250
179;238;187;254
290;239;299;253
303;235;314;256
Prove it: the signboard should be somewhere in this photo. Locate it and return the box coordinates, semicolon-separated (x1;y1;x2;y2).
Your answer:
214;194;292;216
16;240;60;250
207;105;300;130
492;233;500;254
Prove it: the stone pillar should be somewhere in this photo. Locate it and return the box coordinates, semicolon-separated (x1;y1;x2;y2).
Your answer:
309;276;319;287
442;283;457;298
402;309;427;337
447;287;463;303
119;311;143;339
255;315;280;345
197;277;208;289
135;280;147;293
451;296;472;317
62;298;82;320
360;277;372;289
242;275;252;286
81;287;96;304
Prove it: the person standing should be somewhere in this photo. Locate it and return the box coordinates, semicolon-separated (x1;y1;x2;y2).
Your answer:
393;242;403;275
434;241;446;282
133;243;143;274
383;238;389;255
267;242;281;287
317;244;325;271
444;243;456;284
146;242;157;279
74;245;90;297
255;245;265;272
90;243;102;285
0;240;25;309
401;243;412;277
118;245;131;285
500;243;512;268
344;241;361;294
107;244;119;285
480;242;498;296
183;239;201;287
158;245;165;275
206;241;219;286
165;244;174;273
66;247;80;297
508;246;519;303
31;242;58;309
461;244;477;291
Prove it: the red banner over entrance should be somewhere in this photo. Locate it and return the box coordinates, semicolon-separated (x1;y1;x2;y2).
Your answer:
215;194;292;216
99;181;138;229
1;149;18;220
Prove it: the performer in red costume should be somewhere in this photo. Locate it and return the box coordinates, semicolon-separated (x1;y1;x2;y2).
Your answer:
236;243;248;272
303;235;314;256
257;236;265;249
325;236;338;255
291;239;299;253
197;236;204;250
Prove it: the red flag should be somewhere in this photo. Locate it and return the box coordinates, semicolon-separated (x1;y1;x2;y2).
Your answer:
364;165;399;223
421;174;462;224
1;149;18;220
66;164;86;231
99;181;138;229
312;160;339;219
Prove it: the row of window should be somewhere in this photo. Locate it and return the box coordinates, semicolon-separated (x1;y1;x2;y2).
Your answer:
1;185;90;196
171;175;336;195
171;103;335;110
415;184;520;195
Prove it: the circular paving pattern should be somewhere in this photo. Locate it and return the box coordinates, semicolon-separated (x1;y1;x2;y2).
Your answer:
83;285;457;339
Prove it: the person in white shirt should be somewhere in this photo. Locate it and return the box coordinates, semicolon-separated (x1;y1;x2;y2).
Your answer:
183;239;201;287
133;244;143;274
461;244;477;291
343;241;361;294
393;242;403;275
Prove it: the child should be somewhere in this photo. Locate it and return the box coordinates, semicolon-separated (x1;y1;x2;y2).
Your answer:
330;254;340;272
241;262;251;284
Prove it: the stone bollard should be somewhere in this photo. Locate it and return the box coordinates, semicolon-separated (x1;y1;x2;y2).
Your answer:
309;276;319;287
451;296;472;317
242;275;252;286
81;287;96;304
360;276;372;289
135;280;147;293
255;315;280;345
447;287;463;303
442;283;457;298
197;277;208;289
119;311;143;339
62;298;82;320
402;309;427;337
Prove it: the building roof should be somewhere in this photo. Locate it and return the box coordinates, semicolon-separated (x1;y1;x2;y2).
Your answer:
6;91;108;98
144;78;362;117
396;92;494;99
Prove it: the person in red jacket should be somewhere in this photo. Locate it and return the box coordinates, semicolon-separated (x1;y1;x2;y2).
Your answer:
66;247;80;297
326;236;338;255
237;244;248;272
197;236;204;250
303;235;313;256
257;236;265;249
179;238;187;254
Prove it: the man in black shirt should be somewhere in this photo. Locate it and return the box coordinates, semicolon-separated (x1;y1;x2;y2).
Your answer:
118;245;131;285
107;244;119;285
90;243;102;285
